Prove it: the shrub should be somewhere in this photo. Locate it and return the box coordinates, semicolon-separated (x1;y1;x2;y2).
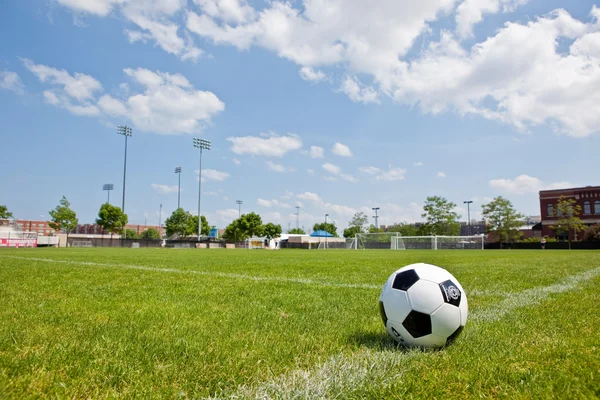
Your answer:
583;225;600;242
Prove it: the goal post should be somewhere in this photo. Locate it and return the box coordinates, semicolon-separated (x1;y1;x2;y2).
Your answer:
348;234;485;250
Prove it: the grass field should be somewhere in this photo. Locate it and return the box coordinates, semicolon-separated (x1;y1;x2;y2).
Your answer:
1;248;599;399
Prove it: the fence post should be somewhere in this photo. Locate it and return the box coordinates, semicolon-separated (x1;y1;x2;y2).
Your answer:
433;235;438;250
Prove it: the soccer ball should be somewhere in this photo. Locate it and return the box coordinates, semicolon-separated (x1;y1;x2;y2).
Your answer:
379;263;468;348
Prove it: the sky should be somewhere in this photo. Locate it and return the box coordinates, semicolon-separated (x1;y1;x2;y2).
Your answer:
1;0;599;233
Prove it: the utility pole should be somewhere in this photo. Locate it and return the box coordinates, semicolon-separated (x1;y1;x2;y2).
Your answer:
464;200;473;236
193;138;211;240
372;207;380;230
117;125;132;213
175;167;182;209
158;204;163;237
103;184;114;204
236;200;243;218
295;206;300;230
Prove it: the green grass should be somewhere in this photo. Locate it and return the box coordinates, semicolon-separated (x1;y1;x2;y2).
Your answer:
0;248;599;399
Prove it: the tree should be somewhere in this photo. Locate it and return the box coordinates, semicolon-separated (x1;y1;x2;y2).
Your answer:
583;225;600;242
348;212;369;233
482;196;524;243
343;225;362;238
96;203;128;238
551;196;587;249
125;229;139;239
49;196;78;234
386;222;419;237
165;208;193;238
223;218;245;242
264;223;282;239
421;196;461;236
239;212;264;238
141;228;161;240
288;228;306;234
188;215;210;236
313;222;338;237
0;205;13;220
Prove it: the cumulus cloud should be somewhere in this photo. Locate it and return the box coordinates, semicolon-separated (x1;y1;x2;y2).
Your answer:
322;163;341;175
232;158;241;165
151;183;179;194
227;133;302;157
414;161;424;167
309;145;324;159
360;165;406;181
437;172;447;178
340;76;379;104
0;71;24;94
299;67;326;82
322;162;357;182
489;175;573;195
332;142;353;157
257;198;292;208
265;160;288;173
456;0;530;39
197;168;230;182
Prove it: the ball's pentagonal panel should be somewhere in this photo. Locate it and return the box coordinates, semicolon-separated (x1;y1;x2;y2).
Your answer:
446;326;465;345
407;279;445;314
379;301;388;326
410;263;453;284
381;289;411;323
413;334;447;348
431;303;461;338
392;269;419;291
402;310;432;338
439;280;462;307
387;320;414;346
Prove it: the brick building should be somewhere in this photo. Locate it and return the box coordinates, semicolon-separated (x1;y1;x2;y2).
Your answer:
539;185;600;240
73;223;164;237
16;220;55;236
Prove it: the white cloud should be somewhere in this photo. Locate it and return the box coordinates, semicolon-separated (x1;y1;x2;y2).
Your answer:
227;133;302;157
0;71;24;94
257;198;292;208
332;142;353;157
151;183;179;194
197;168;230;182
306;169;315;175
232;158;241;165
340;76;379;104
360;165;406;181
360;166;382;175
194;0;255;25
489;175;573;195
456;0;530;39
57;0;122;16
266;160;287;173
322;163;341;175
297;192;321;202
299;67;326;82
309;145;324;159
414;161;424;167
437;172;447;178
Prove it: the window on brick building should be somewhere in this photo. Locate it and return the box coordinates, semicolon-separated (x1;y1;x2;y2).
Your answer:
584;201;591;215
595;201;600;214
547;204;554;217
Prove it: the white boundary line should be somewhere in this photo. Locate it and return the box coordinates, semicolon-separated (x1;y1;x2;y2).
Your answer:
0;256;380;290
216;266;600;399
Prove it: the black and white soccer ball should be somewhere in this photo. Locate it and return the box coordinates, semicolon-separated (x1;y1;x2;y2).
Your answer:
379;263;468;348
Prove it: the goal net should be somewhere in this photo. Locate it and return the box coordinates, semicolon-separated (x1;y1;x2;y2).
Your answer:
72;240;93;248
392;235;484;250
356;233;400;250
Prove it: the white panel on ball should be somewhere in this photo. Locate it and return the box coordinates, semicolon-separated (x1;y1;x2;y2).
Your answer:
413;334;446;348
387;321;414;346
430;303;461;338
407;280;444;314
382;290;412;323
411;263;453;283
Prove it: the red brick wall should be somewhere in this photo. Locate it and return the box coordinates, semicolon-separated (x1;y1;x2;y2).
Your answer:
539;186;600;240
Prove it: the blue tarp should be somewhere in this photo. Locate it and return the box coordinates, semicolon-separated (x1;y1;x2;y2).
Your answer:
310;230;334;237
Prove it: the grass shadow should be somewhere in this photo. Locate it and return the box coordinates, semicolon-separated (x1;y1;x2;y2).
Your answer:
346;331;410;352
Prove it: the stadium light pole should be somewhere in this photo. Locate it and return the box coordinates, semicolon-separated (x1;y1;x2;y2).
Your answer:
193;138;211;240
295;206;300;230
236;200;243;218
372;207;380;230
102;184;114;204
175;167;182;209
158;203;163;236
464;200;473;235
117;125;132;213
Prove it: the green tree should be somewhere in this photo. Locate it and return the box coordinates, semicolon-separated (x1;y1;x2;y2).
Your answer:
141;228;161;240
165;208;193;238
49;196;79;234
348;212;369;234
239;212;264;238
264;223;283;239
96;203;128;238
188;215;210;236
368;224;383;233
386;222;419;237
551;196;586;249
0;205;13;220
313;222;338;237
583;225;600;242
421;196;461;236
343;225;362;238
482;196;524;243
223;219;245;242
125;229;139;239
288;228;306;234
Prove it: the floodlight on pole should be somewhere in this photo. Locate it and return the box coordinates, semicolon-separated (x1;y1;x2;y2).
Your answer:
236;200;243;218
464;200;473;235
295;206;300;230
372;207;380;230
102;184;114;204
159;203;163;237
117;125;132;213
175;167;182;209
325;213;329;224
193;138;211;240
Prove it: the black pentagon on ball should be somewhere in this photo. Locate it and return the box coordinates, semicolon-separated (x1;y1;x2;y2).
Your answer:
402;310;432;338
379;301;388;325
392;269;420;291
439;280;462;307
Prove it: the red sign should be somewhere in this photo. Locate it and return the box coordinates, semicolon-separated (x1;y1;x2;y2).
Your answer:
0;238;38;248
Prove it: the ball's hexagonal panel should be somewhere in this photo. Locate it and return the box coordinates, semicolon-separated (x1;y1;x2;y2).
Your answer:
431;303;461;338
407;279;445;314
457;283;469;326
439;280;462;307
411;263;453;284
387;320;414;346
402;310;432;338
392;269;420;291
379;274;395;299
413;334;447;349
379;301;388;326
381;289;411;324
446;326;465;346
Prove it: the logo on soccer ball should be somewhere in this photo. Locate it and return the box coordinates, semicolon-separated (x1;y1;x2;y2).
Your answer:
439;280;462;306
448;285;460;300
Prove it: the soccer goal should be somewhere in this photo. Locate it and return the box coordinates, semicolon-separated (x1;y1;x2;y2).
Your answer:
72;240;93;248
392;235;484;250
356;233;401;250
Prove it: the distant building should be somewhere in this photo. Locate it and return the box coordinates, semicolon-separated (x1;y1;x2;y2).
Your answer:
73;223;164;237
539;185;600;240
15;220;55;236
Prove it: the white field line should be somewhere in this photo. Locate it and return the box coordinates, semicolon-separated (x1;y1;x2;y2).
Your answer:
0;256;380;290
216;266;600;400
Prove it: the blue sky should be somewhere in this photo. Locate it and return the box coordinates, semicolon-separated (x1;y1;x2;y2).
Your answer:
1;0;599;232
